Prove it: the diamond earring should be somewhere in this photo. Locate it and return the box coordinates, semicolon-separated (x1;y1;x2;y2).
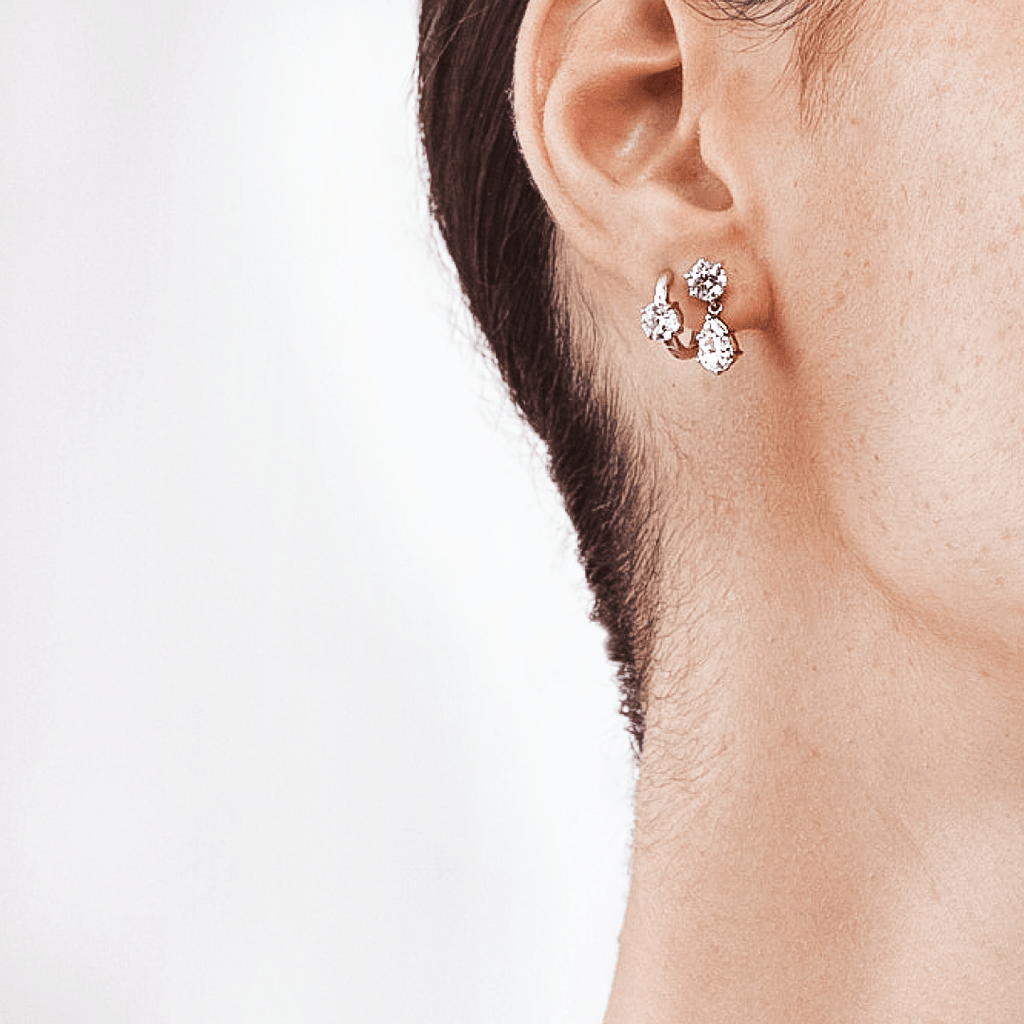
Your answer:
685;258;736;375
640;273;688;358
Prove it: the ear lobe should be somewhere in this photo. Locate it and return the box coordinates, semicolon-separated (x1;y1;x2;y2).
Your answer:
514;0;764;324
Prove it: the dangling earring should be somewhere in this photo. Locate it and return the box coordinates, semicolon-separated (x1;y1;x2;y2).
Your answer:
640;261;738;374
639;272;688;358
685;258;736;375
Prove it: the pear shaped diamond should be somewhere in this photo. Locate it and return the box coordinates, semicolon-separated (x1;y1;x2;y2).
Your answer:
695;315;736;374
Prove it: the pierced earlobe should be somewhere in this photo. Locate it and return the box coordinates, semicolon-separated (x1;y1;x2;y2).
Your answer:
640;261;739;375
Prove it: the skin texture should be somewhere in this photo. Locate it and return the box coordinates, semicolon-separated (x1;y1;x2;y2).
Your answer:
514;0;1024;1020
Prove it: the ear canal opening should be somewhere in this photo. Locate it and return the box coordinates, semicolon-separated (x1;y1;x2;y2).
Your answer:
641;64;683;136
637;64;731;213
673;133;734;212
642;64;682;102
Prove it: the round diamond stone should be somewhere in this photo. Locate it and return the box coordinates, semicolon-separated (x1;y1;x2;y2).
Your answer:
685;259;727;304
640;300;682;344
695;316;736;374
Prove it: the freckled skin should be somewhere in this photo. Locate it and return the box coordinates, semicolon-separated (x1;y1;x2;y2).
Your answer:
516;0;1024;1020
758;2;1024;658
624;6;1024;1017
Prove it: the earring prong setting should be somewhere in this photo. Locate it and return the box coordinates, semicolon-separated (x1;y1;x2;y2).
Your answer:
684;258;727;306
640;273;683;345
640;261;738;374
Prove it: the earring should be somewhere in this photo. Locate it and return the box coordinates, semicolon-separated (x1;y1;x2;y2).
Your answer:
640;261;738;374
639;272;688;358
685;258;736;375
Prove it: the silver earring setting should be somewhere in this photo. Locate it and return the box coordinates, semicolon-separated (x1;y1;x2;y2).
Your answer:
640;259;737;375
639;273;686;357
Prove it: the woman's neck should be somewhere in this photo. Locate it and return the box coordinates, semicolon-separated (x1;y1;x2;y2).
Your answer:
605;539;1024;1023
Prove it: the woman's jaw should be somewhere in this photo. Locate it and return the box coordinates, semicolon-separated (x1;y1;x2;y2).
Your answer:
515;0;1024;1018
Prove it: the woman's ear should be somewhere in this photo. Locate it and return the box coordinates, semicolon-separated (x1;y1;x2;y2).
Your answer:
513;0;775;329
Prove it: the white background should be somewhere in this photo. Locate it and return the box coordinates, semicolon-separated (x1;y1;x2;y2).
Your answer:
0;1;634;1021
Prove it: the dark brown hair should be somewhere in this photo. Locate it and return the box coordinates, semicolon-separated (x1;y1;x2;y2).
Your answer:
417;0;853;751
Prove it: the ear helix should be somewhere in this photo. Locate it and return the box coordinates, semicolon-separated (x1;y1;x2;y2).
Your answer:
640;260;738;375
